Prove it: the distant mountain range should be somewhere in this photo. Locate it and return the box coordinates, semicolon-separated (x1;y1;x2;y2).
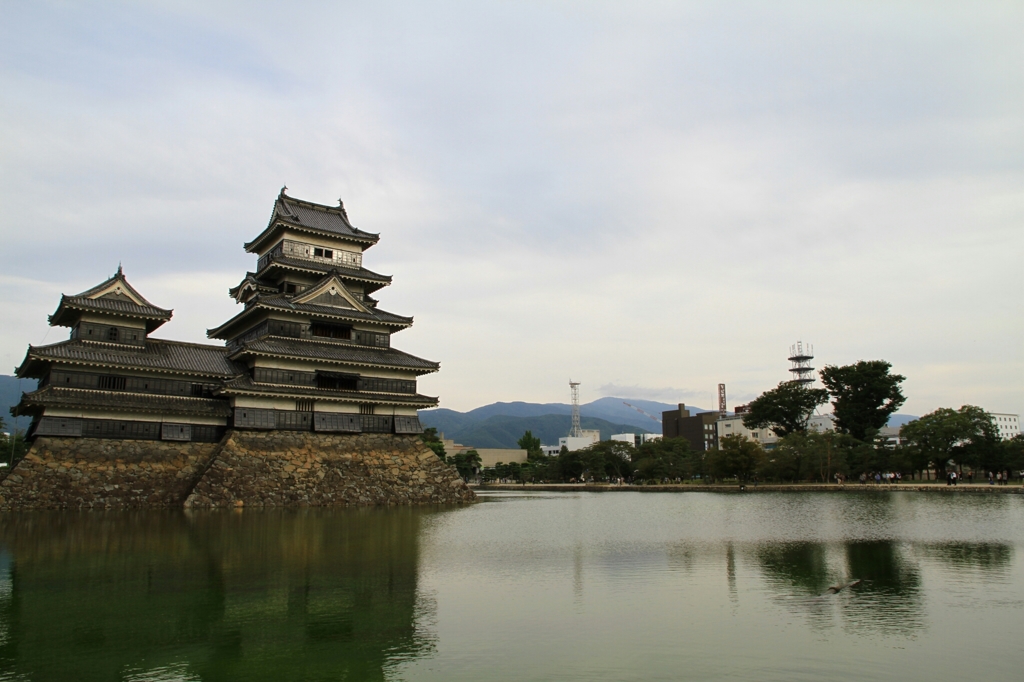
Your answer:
419;412;653;449
419;397;922;449
439;397;694;431
420;397;688;448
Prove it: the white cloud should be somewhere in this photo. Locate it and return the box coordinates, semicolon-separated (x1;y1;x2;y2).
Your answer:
1;1;1021;416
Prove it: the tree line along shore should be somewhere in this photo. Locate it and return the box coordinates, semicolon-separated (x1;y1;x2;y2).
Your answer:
423;360;1024;487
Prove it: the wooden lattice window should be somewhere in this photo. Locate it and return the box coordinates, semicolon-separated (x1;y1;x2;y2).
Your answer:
97;375;127;391
311;322;351;340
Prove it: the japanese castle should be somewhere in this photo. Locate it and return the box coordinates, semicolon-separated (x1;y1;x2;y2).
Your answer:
14;190;438;441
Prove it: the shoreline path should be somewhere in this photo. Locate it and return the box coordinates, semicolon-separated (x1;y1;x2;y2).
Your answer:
475;482;1024;494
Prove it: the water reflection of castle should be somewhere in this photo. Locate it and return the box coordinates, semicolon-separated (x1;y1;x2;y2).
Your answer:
0;510;437;681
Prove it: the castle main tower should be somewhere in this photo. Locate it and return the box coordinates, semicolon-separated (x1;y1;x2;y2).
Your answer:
208;188;439;434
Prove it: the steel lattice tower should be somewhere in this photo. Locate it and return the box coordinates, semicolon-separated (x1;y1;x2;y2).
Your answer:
788;342;815;385
569;380;582;437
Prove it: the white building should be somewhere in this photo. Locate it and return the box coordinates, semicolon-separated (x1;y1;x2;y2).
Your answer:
715;414;778;448
559;429;600;452
807;414;836;433
611;433;663;447
878;426;904;448
715;413;836;449
991;413;1020;441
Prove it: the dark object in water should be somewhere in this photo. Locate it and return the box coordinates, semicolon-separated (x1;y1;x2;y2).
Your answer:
825;579;862;594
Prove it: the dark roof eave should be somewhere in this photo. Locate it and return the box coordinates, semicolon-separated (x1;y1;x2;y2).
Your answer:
218;385;439;405
48;297;172;331
227;346;440;375
15;339;241;379
255;258;392;287
16;387;233;417
18;354;238;380
207;303;411;339
244;221;379;255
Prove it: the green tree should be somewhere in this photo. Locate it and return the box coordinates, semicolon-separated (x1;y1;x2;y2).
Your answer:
517;430;544;460
900;406;998;476
420;427;446;460
1000;435;1024;482
820;360;906;441
762;431;856;482
742;381;829;438
450;449;481;481
631;437;698;482
708;435;766;482
0;416;29;466
585;440;634;480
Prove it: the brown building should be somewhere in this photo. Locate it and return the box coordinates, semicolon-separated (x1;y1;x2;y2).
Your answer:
661;403;719;452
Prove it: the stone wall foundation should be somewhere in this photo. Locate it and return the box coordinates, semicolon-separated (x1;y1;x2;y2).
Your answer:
0;437;222;510
184;431;475;507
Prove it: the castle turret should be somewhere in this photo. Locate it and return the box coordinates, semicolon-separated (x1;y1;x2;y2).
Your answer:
13;268;236;441
207;190;437;435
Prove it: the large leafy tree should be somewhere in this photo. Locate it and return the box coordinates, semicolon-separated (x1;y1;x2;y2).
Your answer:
517;430;544;460
630;437;696;482
450;449;482;480
573;440;634;481
708;435;766;482
759;431;844;483
742;381;829;438
819;360;906;441
900;405;998;474
420;427;446;460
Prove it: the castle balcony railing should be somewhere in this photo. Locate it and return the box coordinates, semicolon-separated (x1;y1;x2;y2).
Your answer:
258;239;363;273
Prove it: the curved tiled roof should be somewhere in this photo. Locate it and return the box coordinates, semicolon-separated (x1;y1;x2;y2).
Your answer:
17;339;242;378
207;295;413;339
245;192;380;253
55;294;172;320
230;337;439;373
14;386;232;417
258;296;412;324
257;256;392;285
48;268;173;331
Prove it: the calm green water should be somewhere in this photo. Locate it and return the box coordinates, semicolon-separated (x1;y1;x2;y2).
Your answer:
1;491;1022;681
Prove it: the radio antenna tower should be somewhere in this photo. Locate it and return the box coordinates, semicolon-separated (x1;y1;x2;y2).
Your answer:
788;342;815;386
569;380;583;437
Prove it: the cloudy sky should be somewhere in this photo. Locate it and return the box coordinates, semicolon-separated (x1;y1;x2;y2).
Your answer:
1;1;1021;415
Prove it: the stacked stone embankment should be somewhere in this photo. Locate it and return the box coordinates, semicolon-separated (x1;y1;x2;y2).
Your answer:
0;433;474;510
0;437;221;510
184;432;475;508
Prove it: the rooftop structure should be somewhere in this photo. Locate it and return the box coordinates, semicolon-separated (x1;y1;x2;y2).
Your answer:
788;342;815;386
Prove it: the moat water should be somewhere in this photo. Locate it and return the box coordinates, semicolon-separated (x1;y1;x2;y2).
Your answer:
1;491;1022;681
